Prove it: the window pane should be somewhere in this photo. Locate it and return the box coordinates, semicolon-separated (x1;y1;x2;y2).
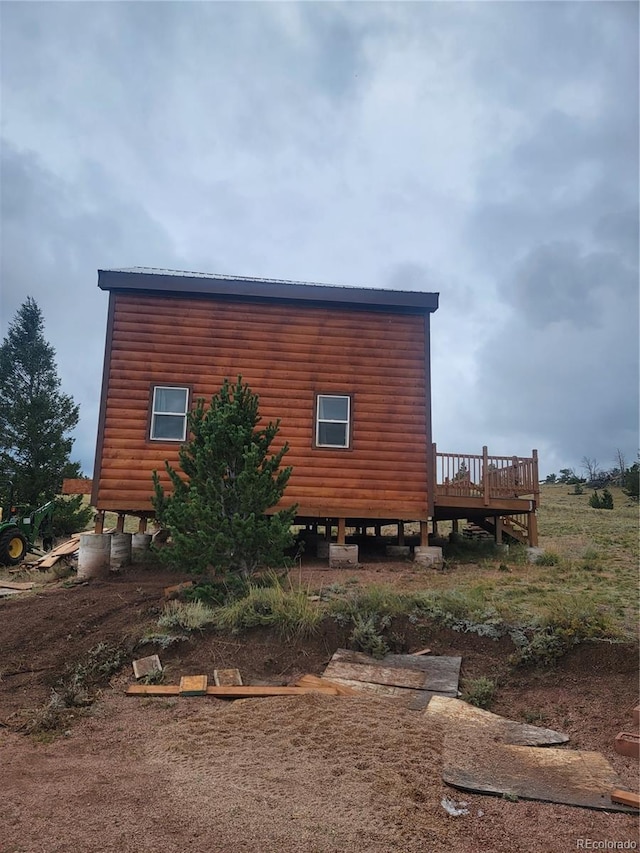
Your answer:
155;387;188;413
152;414;186;440
318;422;347;447
318;396;348;421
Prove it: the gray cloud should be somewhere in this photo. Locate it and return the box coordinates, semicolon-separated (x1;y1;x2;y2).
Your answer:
1;1;637;478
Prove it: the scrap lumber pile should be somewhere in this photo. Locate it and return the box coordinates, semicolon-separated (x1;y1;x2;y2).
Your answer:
33;534;81;569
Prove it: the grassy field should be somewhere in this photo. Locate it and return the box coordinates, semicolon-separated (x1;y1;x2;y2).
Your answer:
7;483;638;645
379;484;639;637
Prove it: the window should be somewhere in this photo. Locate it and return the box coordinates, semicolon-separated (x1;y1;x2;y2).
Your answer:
150;386;189;441
316;394;351;448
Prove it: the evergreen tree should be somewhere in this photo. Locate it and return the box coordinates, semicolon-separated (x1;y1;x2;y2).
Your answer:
0;297;80;507
152;377;297;577
622;461;639;501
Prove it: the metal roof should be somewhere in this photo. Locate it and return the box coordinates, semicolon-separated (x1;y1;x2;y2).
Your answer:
98;267;439;313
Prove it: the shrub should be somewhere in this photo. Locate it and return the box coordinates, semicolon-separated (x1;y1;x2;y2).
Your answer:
622;461;639;501
535;551;560;566
589;489;614;510
211;583;322;638
157;601;216;632
348;614;390;659
513;599;618;667
462;676;496;709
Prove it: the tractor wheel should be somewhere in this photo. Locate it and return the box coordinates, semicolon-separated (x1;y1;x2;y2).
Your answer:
0;527;28;566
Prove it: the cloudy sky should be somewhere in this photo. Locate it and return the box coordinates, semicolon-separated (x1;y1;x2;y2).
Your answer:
1;1;638;479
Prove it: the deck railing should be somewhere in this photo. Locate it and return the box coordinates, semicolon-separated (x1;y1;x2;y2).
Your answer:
433;445;539;506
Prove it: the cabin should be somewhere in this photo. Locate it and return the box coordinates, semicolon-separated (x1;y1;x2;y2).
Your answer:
91;268;539;558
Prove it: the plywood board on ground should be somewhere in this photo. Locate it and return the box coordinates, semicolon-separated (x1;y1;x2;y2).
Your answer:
443;738;637;812
132;654;162;680
0;581;34;591
180;675;208;695
214;668;243;686
325;649;461;698
425;696;569;746
317;676;435;710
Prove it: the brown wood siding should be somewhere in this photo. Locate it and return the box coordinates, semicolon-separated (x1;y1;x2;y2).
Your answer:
94;293;430;518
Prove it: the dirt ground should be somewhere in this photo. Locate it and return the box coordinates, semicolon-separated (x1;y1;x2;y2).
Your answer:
1;564;638;853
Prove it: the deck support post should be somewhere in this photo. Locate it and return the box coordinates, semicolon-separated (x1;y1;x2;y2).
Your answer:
432;519;439;536
324;521;332;541
397;522;405;546
420;521;429;547
337;517;346;545
116;514;126;533
94;512;105;535
528;511;539;547
375;524;381;537
452;519;459;533
494;515;503;544
137;517;148;534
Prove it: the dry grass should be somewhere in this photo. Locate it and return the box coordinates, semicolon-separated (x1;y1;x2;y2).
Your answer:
301;484;639;639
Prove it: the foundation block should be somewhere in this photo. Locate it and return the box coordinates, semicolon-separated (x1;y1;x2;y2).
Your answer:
414;546;444;570
329;544;359;569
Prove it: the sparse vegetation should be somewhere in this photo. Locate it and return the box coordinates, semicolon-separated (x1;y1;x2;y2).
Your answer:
348;613;390;659
462;676;496;709
211;582;323;638
157;600;217;632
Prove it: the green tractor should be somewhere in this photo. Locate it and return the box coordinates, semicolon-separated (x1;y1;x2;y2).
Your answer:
0;481;55;566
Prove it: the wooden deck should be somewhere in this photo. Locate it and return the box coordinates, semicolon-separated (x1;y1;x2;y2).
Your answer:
432;445;540;546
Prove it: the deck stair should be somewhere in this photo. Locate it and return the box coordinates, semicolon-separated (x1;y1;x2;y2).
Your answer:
476;514;531;546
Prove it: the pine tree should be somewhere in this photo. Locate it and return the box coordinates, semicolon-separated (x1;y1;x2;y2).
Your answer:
0;297;81;508
152;377;297;577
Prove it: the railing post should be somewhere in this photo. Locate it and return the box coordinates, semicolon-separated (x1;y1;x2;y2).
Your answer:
532;449;540;506
482;446;489;505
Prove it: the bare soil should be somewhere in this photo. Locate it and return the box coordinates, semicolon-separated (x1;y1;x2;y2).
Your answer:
1;564;638;853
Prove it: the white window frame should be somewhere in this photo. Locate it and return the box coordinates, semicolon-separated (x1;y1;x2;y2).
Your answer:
150;386;189;442
315;394;351;449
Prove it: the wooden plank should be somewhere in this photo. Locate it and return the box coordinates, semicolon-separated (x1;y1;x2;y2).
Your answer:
610;789;640;810
443;738;638;812
126;684;339;697
214;668;243;686
0;581;34;591
164;581;194;599
179;675;208;695
126;685;180;695
295;674;361;696
62;478;93;495
35;536;82;568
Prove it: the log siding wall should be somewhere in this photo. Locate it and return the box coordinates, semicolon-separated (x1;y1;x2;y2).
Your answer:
93;292;431;519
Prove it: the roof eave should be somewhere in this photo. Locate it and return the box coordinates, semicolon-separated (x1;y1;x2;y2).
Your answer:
97;269;439;313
